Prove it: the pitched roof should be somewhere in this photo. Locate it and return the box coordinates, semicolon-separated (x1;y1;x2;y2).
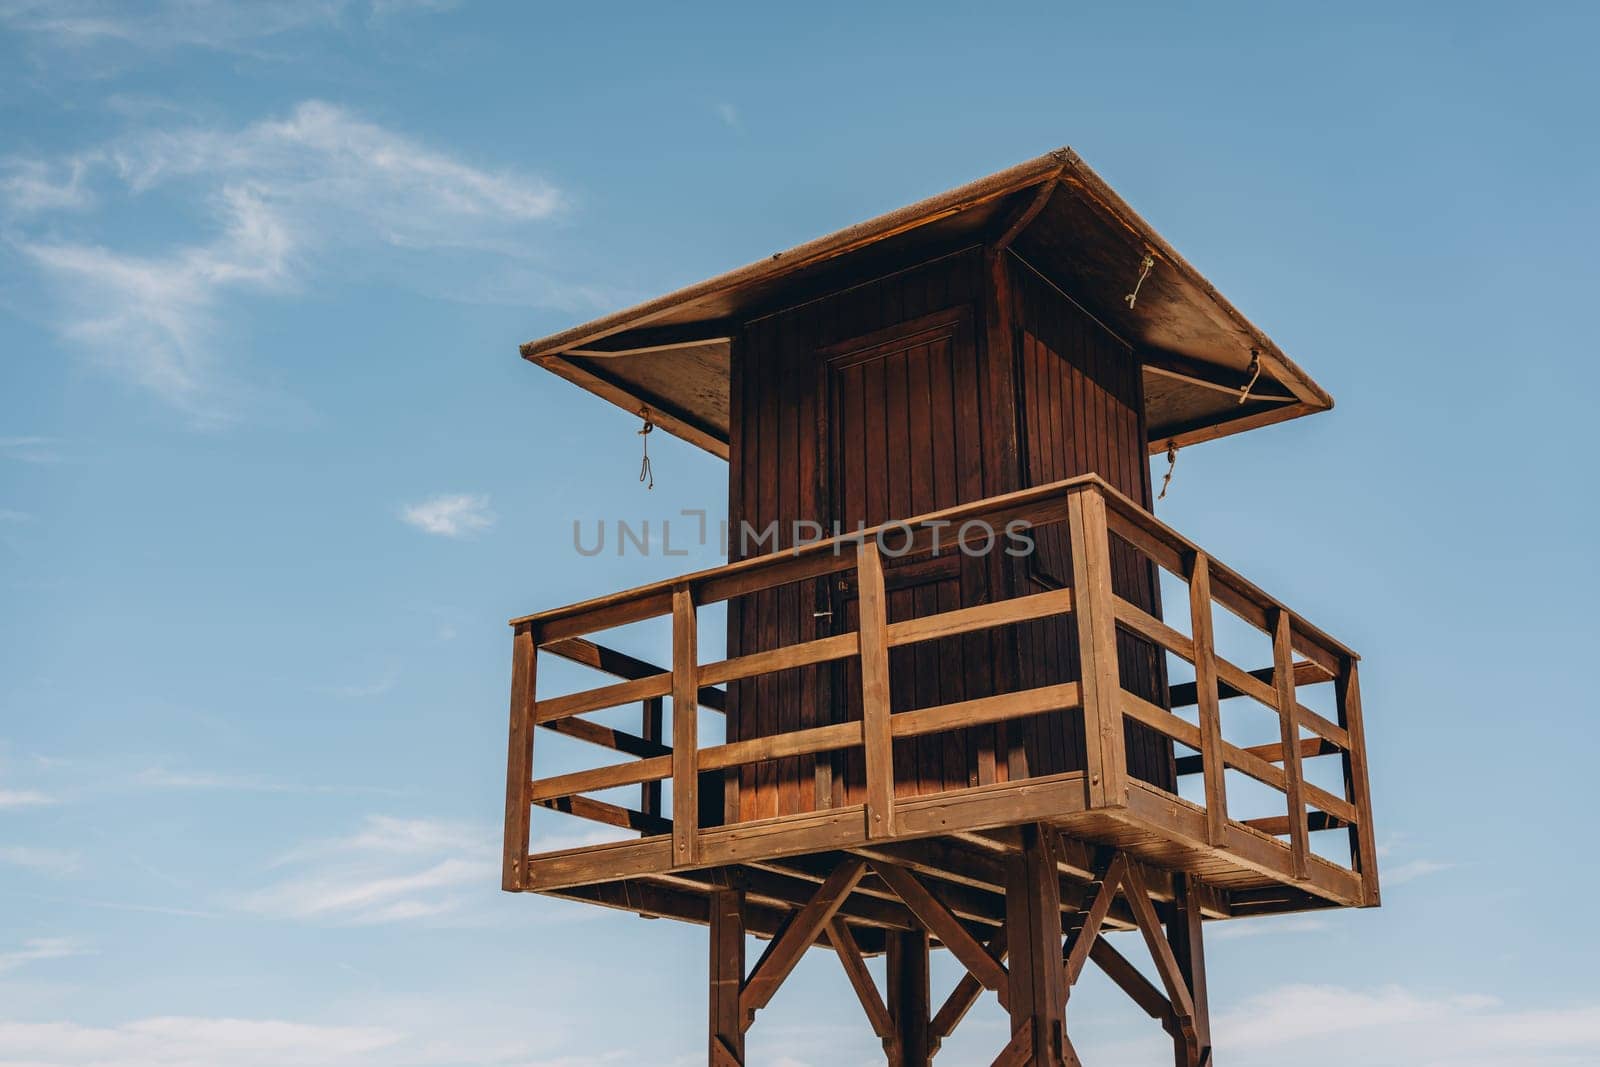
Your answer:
521;148;1331;458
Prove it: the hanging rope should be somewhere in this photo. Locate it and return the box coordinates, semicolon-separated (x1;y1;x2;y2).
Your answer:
1158;441;1179;500
1238;349;1262;405
637;411;655;490
1124;254;1155;309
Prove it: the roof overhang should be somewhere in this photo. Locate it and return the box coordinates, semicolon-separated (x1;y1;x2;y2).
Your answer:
521;149;1333;459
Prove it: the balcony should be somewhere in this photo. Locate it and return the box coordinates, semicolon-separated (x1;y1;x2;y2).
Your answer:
501;475;1378;928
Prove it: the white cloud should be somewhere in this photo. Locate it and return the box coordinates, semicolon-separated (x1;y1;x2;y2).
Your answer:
1198;984;1600;1067
0;1014;619;1067
401;493;494;538
130;766;396;796
239;815;495;925
715;102;741;129
5;100;565;422
0;788;55;808
0;845;82;876
0;937;92;974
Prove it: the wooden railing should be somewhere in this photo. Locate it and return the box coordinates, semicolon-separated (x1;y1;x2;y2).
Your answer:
502;475;1378;906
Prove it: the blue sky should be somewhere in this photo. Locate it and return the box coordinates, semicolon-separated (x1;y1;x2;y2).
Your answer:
2;2;1597;1064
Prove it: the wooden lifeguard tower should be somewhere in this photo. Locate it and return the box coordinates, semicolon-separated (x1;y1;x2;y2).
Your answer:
502;148;1379;1066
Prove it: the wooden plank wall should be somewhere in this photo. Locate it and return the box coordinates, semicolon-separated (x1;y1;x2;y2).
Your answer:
725;247;1174;826
1009;256;1176;791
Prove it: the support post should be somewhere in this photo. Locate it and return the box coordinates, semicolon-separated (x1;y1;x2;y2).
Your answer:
857;541;896;838
1271;608;1309;880
709;888;746;1067
1004;824;1068;1065
1067;485;1126;809
1167;874;1212;1067
1338;657;1381;906
887;929;932;1067
1185;553;1227;845
501;622;537;891
673;584;701;866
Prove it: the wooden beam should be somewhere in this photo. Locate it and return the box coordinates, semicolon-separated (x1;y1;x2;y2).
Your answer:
671;585;700;867
829;919;895;1046
710;888;746;1065
1089;939;1175;1030
1167;873;1212;1064
1005;824;1067;1065
1273;609;1311;880
502;623;537;891
1068;486;1125;807
886;927;932;1067
544;636;726;712
1168;660;1330;708
1063;852;1129;988
1186;553;1228;846
857;540;896;837
1122;863;1198;1036
741;858;867;1018
989;1028;1033;1067
641;696;664;817
539;713;669;760
930;924;1007;1046
534;794;670;836
871;861;1009;1000
992;180;1058;251
1339;658;1381;907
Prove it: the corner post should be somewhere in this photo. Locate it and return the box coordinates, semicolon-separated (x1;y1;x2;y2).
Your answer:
709;888;746;1066
673;584;702;866
1185;552;1227;846
1338;657;1381;905
886;928;932;1067
857;540;896;838
1067;484;1126;809
501;622;537;891
1271;608;1309;880
1005;823;1068;1065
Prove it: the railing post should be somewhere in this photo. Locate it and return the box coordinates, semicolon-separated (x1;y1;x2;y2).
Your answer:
672;583;701;866
1338;657;1381;906
857;539;896;838
1271;609;1310;880
1067;484;1125;809
1185;552;1228;846
502;622;537;891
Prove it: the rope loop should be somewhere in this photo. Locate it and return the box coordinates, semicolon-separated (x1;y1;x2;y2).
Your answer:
1158;441;1179;501
1238;349;1262;405
637;411;655;490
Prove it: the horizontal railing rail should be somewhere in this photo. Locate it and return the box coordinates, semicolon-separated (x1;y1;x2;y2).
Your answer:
500;475;1378;908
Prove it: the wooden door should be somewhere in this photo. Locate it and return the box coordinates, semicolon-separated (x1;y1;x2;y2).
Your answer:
820;307;994;803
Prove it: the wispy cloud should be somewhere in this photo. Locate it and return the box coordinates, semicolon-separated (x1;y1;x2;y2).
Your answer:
1200;984;1600;1067
0;845;82;876
239;815;495;925
4;100;566;422
1384;858;1453;885
0;0;447;56
401;493;494;538
0;787;56;808
0;936;93;974
714;102;741;130
0;436;65;463
131;766;397;796
0;1013;619;1067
